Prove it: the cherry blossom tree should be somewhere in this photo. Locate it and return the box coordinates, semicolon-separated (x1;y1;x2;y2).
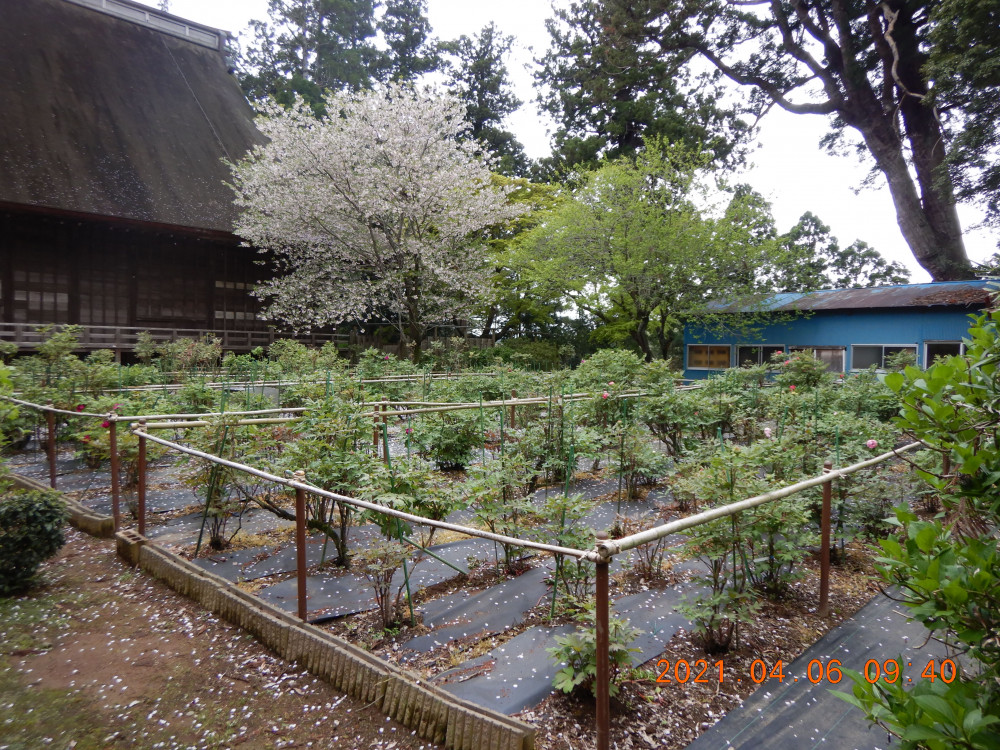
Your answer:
229;84;525;361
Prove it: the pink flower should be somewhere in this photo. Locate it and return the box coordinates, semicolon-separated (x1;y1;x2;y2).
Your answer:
789;385;796;391
608;381;615;386
405;427;412;434
102;420;110;428
764;427;772;439
601;391;609;399
384;355;389;360
75;404;85;412
866;439;878;449
784;360;790;365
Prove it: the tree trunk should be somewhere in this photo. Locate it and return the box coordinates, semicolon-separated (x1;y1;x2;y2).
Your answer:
837;2;973;281
629;314;655;362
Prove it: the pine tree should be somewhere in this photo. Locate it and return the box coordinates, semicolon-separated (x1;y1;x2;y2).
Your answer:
443;23;530;177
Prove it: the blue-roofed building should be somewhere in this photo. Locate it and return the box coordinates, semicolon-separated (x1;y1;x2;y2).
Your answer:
682;281;996;379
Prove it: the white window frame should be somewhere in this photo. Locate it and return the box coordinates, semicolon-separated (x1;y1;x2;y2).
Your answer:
687;344;732;370
850;344;918;371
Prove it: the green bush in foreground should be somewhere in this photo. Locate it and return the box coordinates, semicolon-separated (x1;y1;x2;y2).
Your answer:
0;485;67;596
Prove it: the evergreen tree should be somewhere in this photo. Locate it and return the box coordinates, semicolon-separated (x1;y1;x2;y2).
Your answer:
238;0;381;111
768;213;910;293
443;23;530;177
375;0;439;83
926;0;1000;228
535;0;750;173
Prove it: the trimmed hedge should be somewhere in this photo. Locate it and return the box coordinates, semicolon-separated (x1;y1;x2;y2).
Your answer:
0;483;67;596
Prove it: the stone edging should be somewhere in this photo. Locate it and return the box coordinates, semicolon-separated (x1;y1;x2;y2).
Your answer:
9;473;115;538
9;471;535;750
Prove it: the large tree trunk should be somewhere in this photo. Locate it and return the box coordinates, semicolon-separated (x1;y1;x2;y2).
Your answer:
856;118;972;280
846;4;973;281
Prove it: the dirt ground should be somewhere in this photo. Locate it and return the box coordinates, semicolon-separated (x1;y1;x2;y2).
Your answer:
1;512;882;750
0;529;441;750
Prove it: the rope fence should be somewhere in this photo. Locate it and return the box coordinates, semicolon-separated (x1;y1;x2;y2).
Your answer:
1;388;921;750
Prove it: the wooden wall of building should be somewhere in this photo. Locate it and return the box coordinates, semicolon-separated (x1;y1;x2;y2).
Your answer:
1;206;266;337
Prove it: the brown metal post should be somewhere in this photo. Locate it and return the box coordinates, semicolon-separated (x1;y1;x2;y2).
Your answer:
509;390;517;429
294;470;308;622
45;405;57;489
595;530;611;750
137;420;147;537
108;415;121;531
819;460;832;617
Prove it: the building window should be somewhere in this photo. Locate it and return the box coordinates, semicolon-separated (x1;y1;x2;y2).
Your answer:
852;345;917;370
688;345;731;369
736;345;785;367
925;341;963;364
789;347;846;372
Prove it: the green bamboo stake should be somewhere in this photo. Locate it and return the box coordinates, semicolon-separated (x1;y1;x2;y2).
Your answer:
778;404;789;441
399;534;463;574
384;422;415;626
499;392;506;459
616;399;627;514
479;394;486;463
195;425;230;558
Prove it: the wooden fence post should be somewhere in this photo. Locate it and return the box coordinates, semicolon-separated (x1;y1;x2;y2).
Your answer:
819;460;832;617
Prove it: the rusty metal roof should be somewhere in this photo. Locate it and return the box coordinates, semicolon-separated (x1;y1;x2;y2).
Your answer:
721;281;996;313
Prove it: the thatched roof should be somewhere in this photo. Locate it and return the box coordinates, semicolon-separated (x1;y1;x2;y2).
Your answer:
0;0;264;232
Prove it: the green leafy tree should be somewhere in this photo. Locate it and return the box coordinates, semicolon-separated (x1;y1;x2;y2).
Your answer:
535;0;750;173
479;176;566;341
442;23;529;176
640;0;975;281
767;212;910;292
518;143;775;360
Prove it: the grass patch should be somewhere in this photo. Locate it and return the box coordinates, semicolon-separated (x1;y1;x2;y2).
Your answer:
0;661;110;749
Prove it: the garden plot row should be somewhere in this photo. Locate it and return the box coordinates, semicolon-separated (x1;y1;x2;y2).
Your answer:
3;347;931;749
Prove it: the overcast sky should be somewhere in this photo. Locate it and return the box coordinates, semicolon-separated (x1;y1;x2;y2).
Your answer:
138;0;996;282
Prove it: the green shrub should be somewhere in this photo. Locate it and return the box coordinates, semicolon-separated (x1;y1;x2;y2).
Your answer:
0;485;68;596
548;606;641;698
412;411;481;470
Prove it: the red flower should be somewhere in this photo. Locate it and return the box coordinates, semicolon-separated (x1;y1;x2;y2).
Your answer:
75;404;86;412
102;420;111;428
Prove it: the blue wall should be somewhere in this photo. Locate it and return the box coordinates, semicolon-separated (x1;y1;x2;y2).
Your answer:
683;307;980;379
